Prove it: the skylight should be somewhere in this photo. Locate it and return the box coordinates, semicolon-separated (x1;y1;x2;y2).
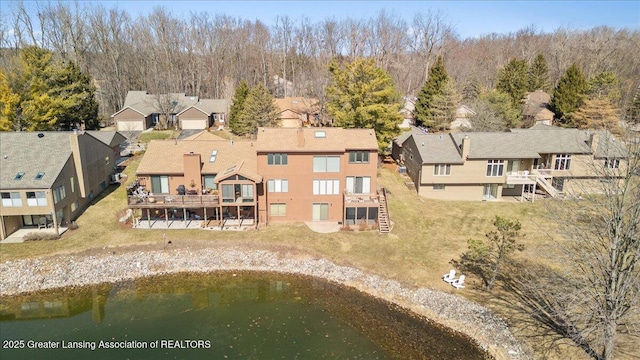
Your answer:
35;172;45;180
210;150;218;163
14;172;24;180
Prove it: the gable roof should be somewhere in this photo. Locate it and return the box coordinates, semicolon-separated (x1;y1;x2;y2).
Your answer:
393;127;428;146
177;99;229;116
274;97;319;115
451;133;541;159
0;132;73;189
509;127;593;154
112;91;200;117
136;139;260;181
409;134;465;164
255;127;377;153
85;131;127;148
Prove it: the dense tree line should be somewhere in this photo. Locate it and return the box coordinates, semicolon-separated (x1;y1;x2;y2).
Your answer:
1;2;638;125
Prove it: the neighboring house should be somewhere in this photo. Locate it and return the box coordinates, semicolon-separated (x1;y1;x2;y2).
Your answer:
390;127;428;163
0;131;125;240
127;127;389;232
274;97;323;128
399;97;416;129
112;91;223;132
522;90;554;127
450;105;476;130
399;124;627;201
177;99;230;130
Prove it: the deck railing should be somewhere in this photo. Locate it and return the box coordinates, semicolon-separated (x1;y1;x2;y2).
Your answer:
128;194;220;207
344;193;380;204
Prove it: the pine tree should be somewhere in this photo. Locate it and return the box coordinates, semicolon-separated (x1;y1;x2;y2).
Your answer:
236;83;279;135
550;63;588;127
528;54;551;92
587;71;620;103
10;46;98;131
571;97;620;132
228;80;249;135
325;57;402;152
0;70;20;131
414;55;449;129
629;86;640;124
496;58;528;108
429;80;461;131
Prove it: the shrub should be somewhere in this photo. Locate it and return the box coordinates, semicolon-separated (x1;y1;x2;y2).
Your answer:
23;232;60;241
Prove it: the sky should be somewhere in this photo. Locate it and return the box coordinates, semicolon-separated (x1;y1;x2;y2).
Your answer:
1;0;639;39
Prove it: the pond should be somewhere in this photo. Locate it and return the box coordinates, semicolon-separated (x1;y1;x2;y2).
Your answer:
0;272;490;359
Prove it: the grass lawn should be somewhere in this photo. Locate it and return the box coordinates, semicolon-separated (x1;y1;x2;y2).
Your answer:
0;155;598;359
137;130;180;143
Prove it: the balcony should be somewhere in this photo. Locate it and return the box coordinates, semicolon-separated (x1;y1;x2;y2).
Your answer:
344;193;380;204
505;171;537;185
128;194;219;208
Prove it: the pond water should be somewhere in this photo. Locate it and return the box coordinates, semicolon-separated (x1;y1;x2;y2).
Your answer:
0;272;489;359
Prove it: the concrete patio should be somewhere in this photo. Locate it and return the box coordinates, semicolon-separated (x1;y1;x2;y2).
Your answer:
1;227;69;244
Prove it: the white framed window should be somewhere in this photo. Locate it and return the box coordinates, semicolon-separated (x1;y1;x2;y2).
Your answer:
313;156;340;172
486;160;504;177
151;176;169;194
433;164;451;176
483;184;498;200
267;179;289;193
27;191;47;206
313;179;340;195
604;158;620;169
270;203;286;216
554;154;571;170
346;176;371;194
1;192;22;207
433;184;445;190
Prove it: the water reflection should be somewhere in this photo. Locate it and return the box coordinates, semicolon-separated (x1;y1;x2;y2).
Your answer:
0;272;490;359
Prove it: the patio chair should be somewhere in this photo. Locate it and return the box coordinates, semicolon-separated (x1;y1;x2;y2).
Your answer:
38;217;48;229
442;269;456;283
452;275;466;289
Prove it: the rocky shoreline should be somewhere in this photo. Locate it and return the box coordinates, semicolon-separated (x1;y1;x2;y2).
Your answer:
0;246;528;359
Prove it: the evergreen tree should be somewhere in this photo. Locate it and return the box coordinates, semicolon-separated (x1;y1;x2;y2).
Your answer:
496;58;528;108
629;86;640;124
0;70;20;131
527;54;551;92
587;71;620;103
461;78;481;103
429;80;461;131
228;80;249;135
236;83;279;135
550;63;588;126
325;57;402;152
570;71;621;132
9;46;99;131
414;55;449;129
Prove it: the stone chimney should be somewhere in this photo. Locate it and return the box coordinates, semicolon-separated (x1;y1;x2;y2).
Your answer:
461;135;470;161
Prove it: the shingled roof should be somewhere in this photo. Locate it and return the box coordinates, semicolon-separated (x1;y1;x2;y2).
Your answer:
255;127;377;153
0;132;73;189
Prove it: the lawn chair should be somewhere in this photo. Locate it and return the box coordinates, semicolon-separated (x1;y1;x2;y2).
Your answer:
452;275;466;289
442;269;456;283
38;216;48;230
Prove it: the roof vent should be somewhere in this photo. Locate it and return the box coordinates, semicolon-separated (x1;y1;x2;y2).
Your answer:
421;142;424;146
37;133;44;138
3;155;7;159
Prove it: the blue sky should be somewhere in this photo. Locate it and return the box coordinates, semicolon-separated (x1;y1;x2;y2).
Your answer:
2;0;639;39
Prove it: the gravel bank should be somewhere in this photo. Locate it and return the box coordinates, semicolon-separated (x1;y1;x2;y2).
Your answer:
0;246;528;359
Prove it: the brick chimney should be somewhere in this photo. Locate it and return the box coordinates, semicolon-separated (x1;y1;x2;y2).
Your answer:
297;127;305;147
183;152;202;193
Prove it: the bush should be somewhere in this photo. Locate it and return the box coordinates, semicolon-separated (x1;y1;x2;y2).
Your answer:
23;232;60;241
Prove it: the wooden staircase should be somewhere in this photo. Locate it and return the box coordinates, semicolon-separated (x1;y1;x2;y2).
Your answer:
535;174;558;197
378;188;391;234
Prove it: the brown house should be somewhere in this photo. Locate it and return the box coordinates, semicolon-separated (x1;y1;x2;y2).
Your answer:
274;97;323;128
177;99;230;130
1;131;125;240
523;90;555;127
127;127;389;232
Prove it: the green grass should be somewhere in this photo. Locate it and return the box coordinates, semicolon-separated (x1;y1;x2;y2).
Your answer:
137;130;180;143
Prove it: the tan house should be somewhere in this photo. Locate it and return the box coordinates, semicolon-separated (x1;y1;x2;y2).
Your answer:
450;105;476;130
274;97;323;128
112;91;229;132
398;124;627;201
127;127;389;232
523;90;555;127
1;131;125;240
177;99;230;130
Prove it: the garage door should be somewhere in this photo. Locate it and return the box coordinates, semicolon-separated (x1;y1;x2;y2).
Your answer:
117;121;143;131
181;119;206;130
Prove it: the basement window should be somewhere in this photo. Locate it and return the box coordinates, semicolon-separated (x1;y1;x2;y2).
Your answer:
314;131;326;138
